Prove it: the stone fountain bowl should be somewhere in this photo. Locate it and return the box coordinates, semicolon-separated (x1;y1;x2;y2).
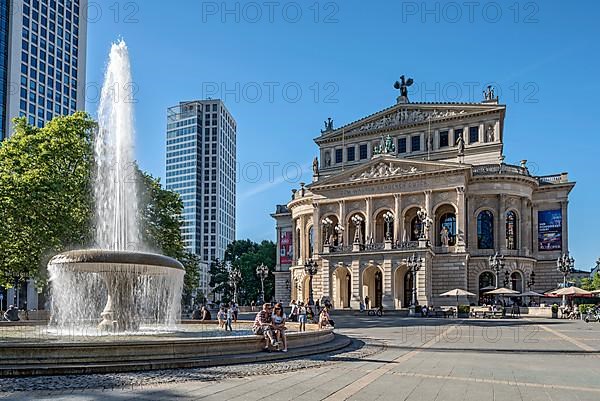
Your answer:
48;249;185;332
48;249;184;275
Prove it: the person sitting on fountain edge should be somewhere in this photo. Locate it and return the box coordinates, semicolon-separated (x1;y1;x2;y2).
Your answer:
253;303;277;350
3;305;20;322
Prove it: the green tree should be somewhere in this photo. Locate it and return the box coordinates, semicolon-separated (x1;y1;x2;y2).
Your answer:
581;272;600;291
208;258;233;303
0;113;95;288
137;169;200;299
224;239;276;305
0;114;200;303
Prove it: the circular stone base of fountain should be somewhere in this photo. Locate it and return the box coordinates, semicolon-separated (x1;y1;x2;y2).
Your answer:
49;249;184;274
0;323;341;377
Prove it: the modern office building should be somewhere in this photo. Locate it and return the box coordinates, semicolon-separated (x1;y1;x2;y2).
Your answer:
1;0;88;311
166;100;237;296
1;0;87;139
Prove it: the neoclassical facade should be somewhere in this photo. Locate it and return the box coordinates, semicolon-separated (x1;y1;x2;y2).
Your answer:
272;91;574;309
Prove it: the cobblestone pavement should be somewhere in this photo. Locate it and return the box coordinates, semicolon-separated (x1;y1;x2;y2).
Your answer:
1;317;600;401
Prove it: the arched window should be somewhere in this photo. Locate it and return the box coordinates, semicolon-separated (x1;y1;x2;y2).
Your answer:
478;271;496;304
506;211;517;250
439;213;456;246
477;211;494;249
308;226;314;258
410;216;421;241
510;271;523;292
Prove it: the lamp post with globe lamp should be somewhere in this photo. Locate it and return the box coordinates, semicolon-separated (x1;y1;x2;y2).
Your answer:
256;263;269;304
556;253;574;307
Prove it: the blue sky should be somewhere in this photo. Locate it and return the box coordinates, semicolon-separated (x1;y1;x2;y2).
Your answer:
85;0;600;270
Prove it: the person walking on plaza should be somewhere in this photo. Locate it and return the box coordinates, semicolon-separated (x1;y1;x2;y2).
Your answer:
365;296;370;310
231;302;239;323
253;303;277;350
297;301;307;332
217;307;226;329
289;300;298;322
251;300;256;312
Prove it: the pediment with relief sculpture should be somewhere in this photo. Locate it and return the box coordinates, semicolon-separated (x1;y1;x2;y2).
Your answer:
310;155;468;190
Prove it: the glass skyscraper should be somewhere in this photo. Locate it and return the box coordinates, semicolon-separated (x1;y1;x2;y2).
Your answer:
1;0;87;139
166;100;236;295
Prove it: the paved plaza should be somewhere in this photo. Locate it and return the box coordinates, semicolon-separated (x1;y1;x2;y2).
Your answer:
1;316;599;401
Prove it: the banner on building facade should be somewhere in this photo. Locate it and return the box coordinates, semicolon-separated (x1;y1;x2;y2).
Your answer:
279;230;293;265
538;209;562;251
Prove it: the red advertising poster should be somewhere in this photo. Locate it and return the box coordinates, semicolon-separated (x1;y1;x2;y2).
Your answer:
279;231;293;265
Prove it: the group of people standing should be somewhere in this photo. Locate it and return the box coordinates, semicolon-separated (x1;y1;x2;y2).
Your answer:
288;299;334;330
217;302;239;331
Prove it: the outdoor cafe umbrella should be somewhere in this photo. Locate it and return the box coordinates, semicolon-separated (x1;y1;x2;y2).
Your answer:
592;289;600;295
484;288;520;296
439;289;476;306
547;287;592;296
480;285;497;292
516;290;544;297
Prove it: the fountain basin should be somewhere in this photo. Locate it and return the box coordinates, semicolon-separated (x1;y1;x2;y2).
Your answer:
0;323;341;377
48;250;185;333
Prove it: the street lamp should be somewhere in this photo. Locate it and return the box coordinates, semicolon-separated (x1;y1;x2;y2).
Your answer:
504;270;510;288
556;253;574;307
256;263;269;304
322;217;333;245
351;215;364;244
406;253;424;307
383;211;394;241
229;268;242;304
304;259;318;305
488;252;505;289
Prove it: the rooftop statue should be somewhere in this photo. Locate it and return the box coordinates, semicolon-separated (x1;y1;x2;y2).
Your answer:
483;85;496;101
321;117;334;133
373;134;396;155
394;75;414;103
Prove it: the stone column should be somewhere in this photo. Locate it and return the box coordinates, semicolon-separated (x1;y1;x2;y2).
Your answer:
299;215;306;264
561;201;569;251
365;197;373;242
479;122;485;143
456;187;466;251
425;190;433;242
394;194;401;243
382;256;394;309
499;194;507;253
350;260;361;309
532;203;539;257
520;197;530;255
313;205;321;256
320;258;330;302
338;200;346;245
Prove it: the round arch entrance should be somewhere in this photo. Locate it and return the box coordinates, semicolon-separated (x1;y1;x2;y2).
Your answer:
362;265;383;308
332;266;352;309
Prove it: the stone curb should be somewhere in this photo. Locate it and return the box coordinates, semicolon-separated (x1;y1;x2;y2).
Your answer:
0;334;352;377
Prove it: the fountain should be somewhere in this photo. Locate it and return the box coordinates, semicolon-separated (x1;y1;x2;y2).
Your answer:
0;40;338;378
47;41;184;333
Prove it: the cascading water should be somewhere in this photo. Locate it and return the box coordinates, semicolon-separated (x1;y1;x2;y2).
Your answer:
48;41;184;333
94;40;140;250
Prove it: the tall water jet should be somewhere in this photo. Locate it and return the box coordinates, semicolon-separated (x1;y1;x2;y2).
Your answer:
95;40;140;250
48;41;184;333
